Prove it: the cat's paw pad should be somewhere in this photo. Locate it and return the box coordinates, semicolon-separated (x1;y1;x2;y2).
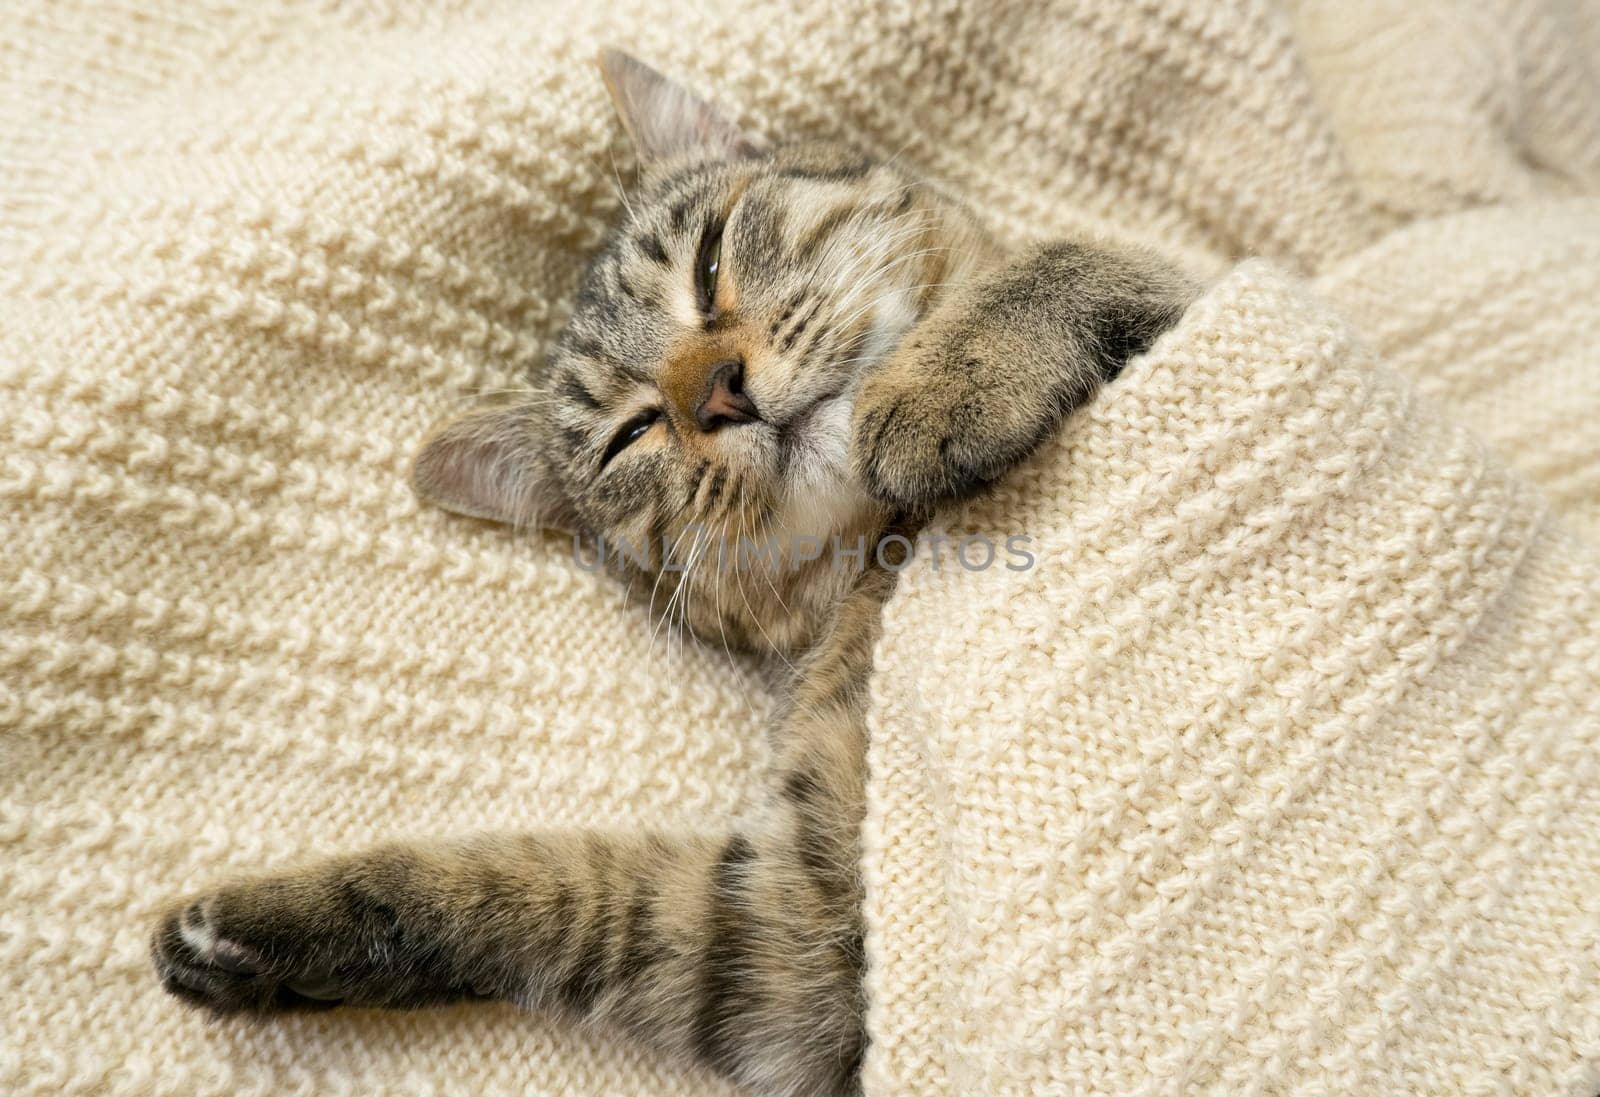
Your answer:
151;893;343;1015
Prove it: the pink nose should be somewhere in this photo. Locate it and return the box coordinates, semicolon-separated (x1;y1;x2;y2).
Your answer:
695;359;761;432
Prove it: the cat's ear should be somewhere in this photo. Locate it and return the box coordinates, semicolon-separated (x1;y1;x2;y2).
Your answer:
412;407;578;531
598;48;763;165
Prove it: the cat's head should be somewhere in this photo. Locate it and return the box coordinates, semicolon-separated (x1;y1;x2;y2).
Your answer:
413;51;992;653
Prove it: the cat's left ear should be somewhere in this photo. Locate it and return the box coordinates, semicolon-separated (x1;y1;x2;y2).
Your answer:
598;48;764;165
411;406;580;532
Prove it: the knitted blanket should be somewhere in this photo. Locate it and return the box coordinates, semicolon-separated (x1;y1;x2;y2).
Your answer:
5;2;1600;1095
862;262;1600;1094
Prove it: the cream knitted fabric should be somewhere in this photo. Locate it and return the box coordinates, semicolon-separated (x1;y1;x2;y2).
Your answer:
1313;201;1600;543
860;263;1600;1095
4;2;1600;1095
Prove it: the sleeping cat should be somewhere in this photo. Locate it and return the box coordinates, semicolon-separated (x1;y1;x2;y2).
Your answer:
150;49;1196;1096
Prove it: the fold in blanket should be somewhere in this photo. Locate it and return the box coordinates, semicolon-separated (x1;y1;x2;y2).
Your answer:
863;264;1600;1095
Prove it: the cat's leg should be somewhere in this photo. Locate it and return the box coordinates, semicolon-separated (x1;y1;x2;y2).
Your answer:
852;240;1198;510
152;577;885;1097
152;824;861;1095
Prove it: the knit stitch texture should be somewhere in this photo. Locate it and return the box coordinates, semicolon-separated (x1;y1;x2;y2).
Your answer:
4;2;1600;1095
862;263;1600;1094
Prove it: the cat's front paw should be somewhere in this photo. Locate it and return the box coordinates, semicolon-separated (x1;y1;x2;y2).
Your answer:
151;887;345;1014
850;337;1054;511
151;852;457;1015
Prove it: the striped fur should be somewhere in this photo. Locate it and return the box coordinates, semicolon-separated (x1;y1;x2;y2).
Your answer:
152;52;1195;1096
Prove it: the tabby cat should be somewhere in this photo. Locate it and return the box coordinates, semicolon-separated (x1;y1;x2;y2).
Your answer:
151;50;1196;1096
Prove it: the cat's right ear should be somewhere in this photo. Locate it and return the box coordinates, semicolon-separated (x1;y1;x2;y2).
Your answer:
598;48;763;165
411;407;578;531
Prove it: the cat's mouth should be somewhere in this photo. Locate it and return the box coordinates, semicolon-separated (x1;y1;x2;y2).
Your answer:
775;386;853;486
775;373;856;462
781;388;846;442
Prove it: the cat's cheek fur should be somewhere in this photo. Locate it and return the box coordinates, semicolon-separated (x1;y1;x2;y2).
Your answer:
767;281;919;543
859;285;920;372
778;394;872;538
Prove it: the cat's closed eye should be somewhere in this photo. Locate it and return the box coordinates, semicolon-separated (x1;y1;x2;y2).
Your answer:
694;221;723;318
601;410;661;468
